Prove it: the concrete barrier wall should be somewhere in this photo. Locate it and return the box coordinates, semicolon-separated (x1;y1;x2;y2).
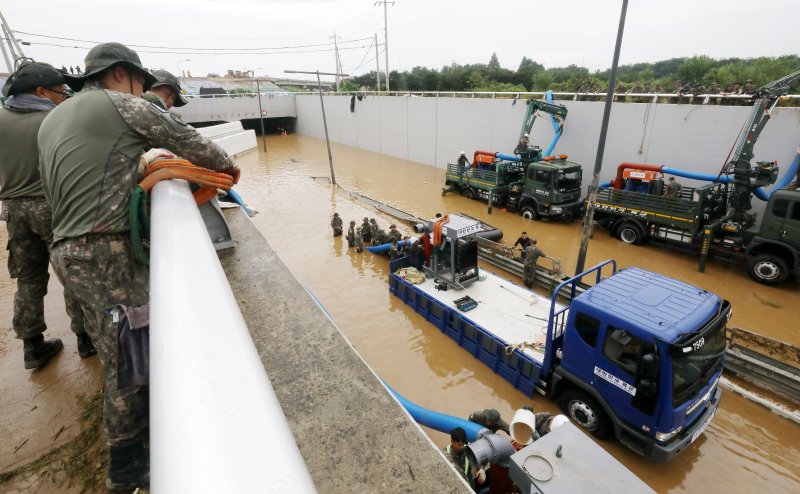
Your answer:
295;95;800;197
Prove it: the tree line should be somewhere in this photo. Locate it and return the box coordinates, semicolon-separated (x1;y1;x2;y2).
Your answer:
335;54;800;94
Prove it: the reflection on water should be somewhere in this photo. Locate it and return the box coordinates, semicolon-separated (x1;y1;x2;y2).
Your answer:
233;134;800;494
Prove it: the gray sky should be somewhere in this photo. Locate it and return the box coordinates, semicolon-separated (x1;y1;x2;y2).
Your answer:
4;0;798;81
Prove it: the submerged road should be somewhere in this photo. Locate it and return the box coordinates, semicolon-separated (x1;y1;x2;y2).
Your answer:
233;134;799;493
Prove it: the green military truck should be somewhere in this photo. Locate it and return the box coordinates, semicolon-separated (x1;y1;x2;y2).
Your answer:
443;155;584;221
593;184;800;284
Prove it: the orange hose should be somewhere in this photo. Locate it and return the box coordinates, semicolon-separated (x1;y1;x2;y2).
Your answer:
139;158;234;206
432;214;449;247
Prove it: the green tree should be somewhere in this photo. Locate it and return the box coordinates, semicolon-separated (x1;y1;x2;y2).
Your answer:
678;55;716;83
488;53;501;70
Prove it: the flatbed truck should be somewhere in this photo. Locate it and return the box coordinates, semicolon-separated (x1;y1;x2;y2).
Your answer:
390;214;730;462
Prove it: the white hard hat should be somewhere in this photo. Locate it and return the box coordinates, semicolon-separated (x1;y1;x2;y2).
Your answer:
549;414;570;431
523;133;529;137
460;150;466;155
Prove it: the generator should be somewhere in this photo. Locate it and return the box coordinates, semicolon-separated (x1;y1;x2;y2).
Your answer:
425;214;480;288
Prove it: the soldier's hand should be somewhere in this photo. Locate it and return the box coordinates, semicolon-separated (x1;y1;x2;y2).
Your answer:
140;148;175;169
221;166;241;185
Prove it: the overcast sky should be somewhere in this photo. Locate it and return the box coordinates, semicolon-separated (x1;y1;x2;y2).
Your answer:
3;0;797;81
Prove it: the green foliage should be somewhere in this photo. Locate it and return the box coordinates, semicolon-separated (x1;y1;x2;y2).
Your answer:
342;55;798;94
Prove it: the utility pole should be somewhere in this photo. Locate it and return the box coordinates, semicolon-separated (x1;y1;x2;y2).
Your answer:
375;1;394;92
285;69;348;185
374;33;381;92
575;0;629;275
330;30;342;92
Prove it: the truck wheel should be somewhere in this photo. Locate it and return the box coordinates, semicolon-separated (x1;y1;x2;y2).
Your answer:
462;187;476;200
747;254;790;285
616;224;643;245
521;206;538;220
559;389;611;439
562;211;575;223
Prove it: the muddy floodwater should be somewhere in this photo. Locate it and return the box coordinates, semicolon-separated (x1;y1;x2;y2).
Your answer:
234;134;799;493
1;133;798;492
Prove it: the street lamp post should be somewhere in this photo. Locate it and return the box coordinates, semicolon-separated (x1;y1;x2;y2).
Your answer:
284;69;348;185
252;68;267;152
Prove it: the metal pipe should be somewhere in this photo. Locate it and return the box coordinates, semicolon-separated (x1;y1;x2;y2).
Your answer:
256;78;267;152
149;180;316;493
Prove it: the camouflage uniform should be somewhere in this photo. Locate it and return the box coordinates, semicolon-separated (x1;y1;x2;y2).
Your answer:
331;213;343;236
663;178;682;198
346;222;356;247
0;89;86;348
354;227;364;252
360;218;372;243
389;240;400;261
387;225;402;243
39;72;236;455
373;228;387;246
523;244;545;288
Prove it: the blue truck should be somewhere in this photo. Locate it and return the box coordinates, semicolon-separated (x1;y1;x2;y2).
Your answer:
390;216;730;461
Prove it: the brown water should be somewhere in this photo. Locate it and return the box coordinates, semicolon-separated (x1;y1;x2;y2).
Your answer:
233;134;800;494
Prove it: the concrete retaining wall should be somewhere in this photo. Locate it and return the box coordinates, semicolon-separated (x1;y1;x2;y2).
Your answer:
294;95;800;200
175;93;297;122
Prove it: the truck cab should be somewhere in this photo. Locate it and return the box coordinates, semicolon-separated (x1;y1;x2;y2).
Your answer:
742;188;800;284
508;157;583;221
551;267;730;462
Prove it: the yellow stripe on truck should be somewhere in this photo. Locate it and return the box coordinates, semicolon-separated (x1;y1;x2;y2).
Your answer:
595;202;695;223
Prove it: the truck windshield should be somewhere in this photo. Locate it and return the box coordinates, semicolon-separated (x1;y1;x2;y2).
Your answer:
557;169;582;191
670;301;730;406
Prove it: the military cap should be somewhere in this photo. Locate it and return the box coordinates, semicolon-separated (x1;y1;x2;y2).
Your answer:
2;60;65;98
363;217;369;222
64;42;156;92
151;69;188;107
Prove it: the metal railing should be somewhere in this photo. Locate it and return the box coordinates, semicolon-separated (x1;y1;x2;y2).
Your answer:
149;180;316;492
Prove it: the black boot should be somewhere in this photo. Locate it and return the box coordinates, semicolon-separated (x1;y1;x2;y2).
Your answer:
76;332;97;358
23;334;63;370
106;440;149;492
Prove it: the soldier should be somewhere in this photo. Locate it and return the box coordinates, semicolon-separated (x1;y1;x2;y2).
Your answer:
387;224;402;243
708;82;721;105
468;408;510;435
389;238;400;261
515;133;530;155
457;151;469;171
38;42;239;491
331;212;343;236
143;69;188;111
523;240;545;288
354;226;364;252
741;79;756;96
0;61;95;369
346;220;356;247
663;176;682;198
369;218;380;243
360;217;372;243
373;227;387;246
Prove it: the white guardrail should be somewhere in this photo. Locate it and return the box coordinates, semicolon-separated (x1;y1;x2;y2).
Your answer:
149;180;315;492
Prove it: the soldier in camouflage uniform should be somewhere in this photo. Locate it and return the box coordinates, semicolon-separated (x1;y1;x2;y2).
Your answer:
360;217;372;243
387;224;402;243
523;240;545;288
142;69;188;111
331;212;343;236
369;218;380;244
354;226;364;252
345;220;356;247
0;61;95;370
38;42;239;491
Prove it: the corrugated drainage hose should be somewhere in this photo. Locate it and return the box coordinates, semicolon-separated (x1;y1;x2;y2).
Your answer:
130;158;235;264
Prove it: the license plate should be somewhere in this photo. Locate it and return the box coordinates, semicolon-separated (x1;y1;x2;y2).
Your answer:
691;410;715;443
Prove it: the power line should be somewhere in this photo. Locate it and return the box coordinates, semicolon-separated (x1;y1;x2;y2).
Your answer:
22;39;374;56
13;30;373;52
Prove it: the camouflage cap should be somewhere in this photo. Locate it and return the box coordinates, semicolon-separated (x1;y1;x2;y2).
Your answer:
2;60;65;98
151;69;188;107
64;42;156;92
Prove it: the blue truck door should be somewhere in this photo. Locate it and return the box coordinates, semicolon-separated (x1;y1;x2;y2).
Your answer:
593;326;657;430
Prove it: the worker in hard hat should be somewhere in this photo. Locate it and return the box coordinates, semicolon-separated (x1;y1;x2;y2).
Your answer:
535;412;570;437
457;151;469;172
515;133;530;155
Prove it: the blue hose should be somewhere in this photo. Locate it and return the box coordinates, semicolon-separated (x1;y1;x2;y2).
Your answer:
544;90;563;157
496;153;521;162
384;382;489;442
226;189;251;214
599;181;612;189
661;167;736;183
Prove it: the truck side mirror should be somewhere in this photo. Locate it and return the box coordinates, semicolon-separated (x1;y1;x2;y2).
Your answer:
639;353;658;379
637;378;657;397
